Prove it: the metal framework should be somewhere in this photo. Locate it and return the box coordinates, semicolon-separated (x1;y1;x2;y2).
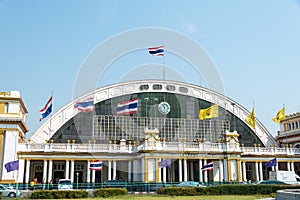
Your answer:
93;115;230;142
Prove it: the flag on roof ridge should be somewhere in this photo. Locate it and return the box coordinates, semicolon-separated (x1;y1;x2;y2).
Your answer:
116;98;138;116
246;107;256;129
272;107;286;124
74;99;94;112
39;96;52;121
199;104;218;120
148;46;164;56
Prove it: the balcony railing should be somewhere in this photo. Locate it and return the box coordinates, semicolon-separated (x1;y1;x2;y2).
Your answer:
17;141;300;156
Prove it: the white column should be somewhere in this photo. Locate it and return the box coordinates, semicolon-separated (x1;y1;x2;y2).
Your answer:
190;161;194;181
199;159;203;182
219;159;224;182
178;159;182;182
242;161;247;182
70;160;74;183
86;160;90;183
48;160;53;183
65;160;70;179
113;160;117;180
163;167;167;182
183;159;188;181
203;160;208;182
43;160;48;184
25;159;31;184
128;161;132;182
223;158;228;181
92;170;95;183
287;161;291;171
108;161;112;181
259;162;263;181
255;162;259;181
291;162;295;172
141;158;145;182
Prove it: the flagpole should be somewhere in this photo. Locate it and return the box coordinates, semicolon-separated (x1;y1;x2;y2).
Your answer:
49;91;54;142
163;52;165;80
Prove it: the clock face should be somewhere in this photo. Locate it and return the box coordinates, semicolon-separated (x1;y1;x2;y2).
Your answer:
158;102;170;114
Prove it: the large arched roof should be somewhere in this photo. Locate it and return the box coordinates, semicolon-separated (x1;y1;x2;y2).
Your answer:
29;80;275;146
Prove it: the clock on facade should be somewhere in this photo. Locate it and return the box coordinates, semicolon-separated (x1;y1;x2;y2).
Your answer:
158;102;171;114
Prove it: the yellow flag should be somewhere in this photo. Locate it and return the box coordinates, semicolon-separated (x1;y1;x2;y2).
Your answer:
199;104;219;120
272;107;286;123
245;107;255;129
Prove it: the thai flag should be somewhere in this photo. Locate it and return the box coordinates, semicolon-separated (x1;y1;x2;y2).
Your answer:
201;162;214;172
74;99;94;112
116;98;138;116
39;96;52;121
148;46;164;56
89;160;102;170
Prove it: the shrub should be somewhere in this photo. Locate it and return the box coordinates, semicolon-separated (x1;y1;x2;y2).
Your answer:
30;190;88;199
157;187;197;196
158;184;300;196
94;188;128;198
0;191;2;199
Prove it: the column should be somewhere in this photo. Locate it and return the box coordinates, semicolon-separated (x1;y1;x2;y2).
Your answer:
183;159;188;182
199;159;203;182
255;162;259;181
92;170;95;183
203;160;208;182
86;160;90;183
141;158;145;182
190;161;194;181
108;160;112;181
48;160;53;183
219;159;223;182
25;159;31;184
291;161;295;172
287;161;291;171
178;159;182;182
113;160;117;180
43;160;48;184
65;160;70;179
157;159;161;182
242;161;247;182
237;159;242;182
128;160;132;182
70;160;74;183
259;162;263;181
223;158;228;181
163;167;167;182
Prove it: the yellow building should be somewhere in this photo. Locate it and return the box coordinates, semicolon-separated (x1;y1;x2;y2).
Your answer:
0;91;28;183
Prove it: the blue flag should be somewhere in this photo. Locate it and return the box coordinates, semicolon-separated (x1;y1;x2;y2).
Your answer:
158;158;171;168
5;160;19;173
265;158;276;168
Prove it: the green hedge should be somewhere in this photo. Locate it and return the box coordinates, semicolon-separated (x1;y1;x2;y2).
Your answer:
30;190;88;199
94;188;128;198
157;184;300;196
0;191;2;199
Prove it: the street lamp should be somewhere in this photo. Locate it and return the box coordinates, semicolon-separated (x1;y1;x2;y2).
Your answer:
144;98;149;127
153;98;158;128
76;172;79;190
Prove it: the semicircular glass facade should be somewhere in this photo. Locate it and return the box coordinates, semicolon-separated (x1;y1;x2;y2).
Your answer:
50;92;263;147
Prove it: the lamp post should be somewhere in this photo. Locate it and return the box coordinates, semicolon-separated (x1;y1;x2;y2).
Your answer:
154;98;158;128
76;172;79;190
144;98;149;127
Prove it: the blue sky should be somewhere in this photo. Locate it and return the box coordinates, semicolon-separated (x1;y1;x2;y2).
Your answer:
1;0;300;138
